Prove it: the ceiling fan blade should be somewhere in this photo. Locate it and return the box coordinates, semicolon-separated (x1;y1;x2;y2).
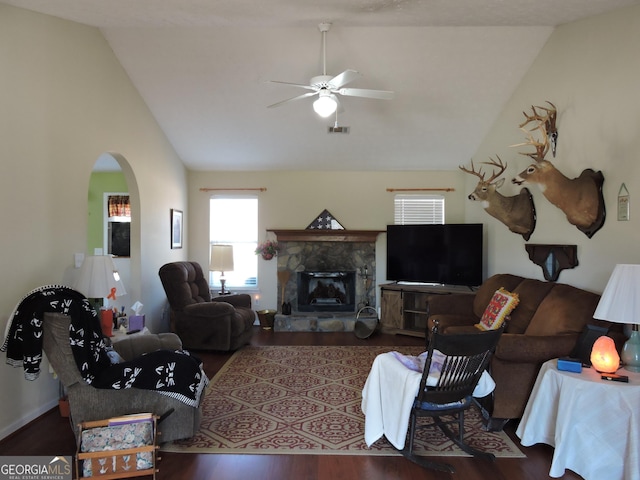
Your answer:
338;88;395;100
268;80;317;91
329;69;361;89
267;91;318;109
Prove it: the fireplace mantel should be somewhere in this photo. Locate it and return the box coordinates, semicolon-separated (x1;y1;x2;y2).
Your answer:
268;229;383;242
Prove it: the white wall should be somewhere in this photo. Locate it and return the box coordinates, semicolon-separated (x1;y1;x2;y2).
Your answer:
0;5;187;439
467;5;640;292
188;170;468;310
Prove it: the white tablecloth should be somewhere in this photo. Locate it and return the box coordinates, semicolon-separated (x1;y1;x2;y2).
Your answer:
361;351;495;450
516;359;640;480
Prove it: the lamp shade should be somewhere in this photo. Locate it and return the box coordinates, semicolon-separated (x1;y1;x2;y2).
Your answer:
75;255;126;299
313;92;338;118
594;264;640;325
210;244;234;272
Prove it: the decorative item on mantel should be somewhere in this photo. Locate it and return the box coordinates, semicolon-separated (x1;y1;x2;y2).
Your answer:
255;240;279;260
306;209;344;230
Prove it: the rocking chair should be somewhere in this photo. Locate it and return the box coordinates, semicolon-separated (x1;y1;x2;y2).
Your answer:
403;323;504;473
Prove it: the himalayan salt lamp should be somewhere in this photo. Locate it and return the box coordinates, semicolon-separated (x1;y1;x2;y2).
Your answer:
590;336;620;373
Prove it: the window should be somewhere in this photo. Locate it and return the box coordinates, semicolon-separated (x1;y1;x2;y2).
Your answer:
105;193;130;257
209;197;258;289
394;194;445;224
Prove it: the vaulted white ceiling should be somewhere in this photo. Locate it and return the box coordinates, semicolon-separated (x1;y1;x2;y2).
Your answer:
3;0;637;171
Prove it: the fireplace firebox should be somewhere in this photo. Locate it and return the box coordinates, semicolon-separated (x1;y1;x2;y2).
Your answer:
297;271;356;312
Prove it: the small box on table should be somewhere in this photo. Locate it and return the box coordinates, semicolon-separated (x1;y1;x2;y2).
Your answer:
128;315;145;332
557;357;582;373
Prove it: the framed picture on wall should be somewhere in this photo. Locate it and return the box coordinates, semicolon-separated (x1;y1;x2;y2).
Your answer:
171;209;183;249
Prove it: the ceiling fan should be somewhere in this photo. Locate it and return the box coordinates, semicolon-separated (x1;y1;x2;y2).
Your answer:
267;23;394;118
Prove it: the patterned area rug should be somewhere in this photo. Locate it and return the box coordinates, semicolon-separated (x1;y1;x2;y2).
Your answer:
161;346;524;457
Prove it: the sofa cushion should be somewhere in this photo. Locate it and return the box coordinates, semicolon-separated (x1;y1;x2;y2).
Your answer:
476;288;520;331
508;279;556;334
472;274;525;318
525;284;600;336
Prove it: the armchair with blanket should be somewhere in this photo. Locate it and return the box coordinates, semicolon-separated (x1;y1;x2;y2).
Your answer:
44;313;203;443
2;286;206;444
426;273;624;429
159;261;254;351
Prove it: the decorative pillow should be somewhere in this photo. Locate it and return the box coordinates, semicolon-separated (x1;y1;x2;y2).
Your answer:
476;287;519;331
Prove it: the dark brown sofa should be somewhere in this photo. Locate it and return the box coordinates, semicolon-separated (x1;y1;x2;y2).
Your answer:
426;273;623;429
159;261;254;351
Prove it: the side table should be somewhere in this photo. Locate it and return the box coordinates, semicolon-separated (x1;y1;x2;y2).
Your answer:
516;358;640;480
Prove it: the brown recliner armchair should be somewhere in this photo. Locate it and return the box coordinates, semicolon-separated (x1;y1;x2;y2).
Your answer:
159;261;254;351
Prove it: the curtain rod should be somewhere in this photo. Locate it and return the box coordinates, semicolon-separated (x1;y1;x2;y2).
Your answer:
200;188;267;192
386;188;455;192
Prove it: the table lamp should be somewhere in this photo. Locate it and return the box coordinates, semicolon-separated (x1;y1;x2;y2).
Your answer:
210;244;234;295
593;264;640;372
75;255;126;303
75;255;126;336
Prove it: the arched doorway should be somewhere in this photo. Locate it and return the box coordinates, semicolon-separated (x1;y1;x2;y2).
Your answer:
88;153;141;312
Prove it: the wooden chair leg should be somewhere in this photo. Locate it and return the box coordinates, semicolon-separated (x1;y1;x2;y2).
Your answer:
402;413;455;473
400;448;455;473
434;415;496;462
408;413;416;454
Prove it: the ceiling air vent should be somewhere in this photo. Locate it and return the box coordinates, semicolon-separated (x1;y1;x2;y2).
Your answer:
328;126;350;134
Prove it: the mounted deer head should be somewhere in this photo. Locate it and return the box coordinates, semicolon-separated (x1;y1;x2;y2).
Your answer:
511;103;605;238
460;156;536;240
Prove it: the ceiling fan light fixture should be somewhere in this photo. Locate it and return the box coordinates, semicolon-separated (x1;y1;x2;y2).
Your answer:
313;92;337;117
267;23;393;116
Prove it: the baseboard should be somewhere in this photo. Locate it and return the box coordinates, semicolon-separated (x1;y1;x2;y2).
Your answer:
0;398;58;441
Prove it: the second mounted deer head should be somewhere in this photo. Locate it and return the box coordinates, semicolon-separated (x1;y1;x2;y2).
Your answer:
460;156;536;241
511;102;605;238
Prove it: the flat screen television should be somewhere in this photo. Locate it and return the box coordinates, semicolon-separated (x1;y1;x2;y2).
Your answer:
386;224;483;287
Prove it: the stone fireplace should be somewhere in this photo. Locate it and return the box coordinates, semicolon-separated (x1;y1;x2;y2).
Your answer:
270;229;381;332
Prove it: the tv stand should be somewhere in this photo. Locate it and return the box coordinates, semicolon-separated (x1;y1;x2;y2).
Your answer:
380;283;476;338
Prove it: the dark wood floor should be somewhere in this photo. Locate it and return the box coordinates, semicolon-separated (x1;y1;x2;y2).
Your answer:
0;327;582;480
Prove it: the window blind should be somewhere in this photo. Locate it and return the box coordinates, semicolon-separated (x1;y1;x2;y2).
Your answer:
394;194;445;224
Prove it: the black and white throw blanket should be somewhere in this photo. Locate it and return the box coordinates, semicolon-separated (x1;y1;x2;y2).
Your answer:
2;285;208;407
